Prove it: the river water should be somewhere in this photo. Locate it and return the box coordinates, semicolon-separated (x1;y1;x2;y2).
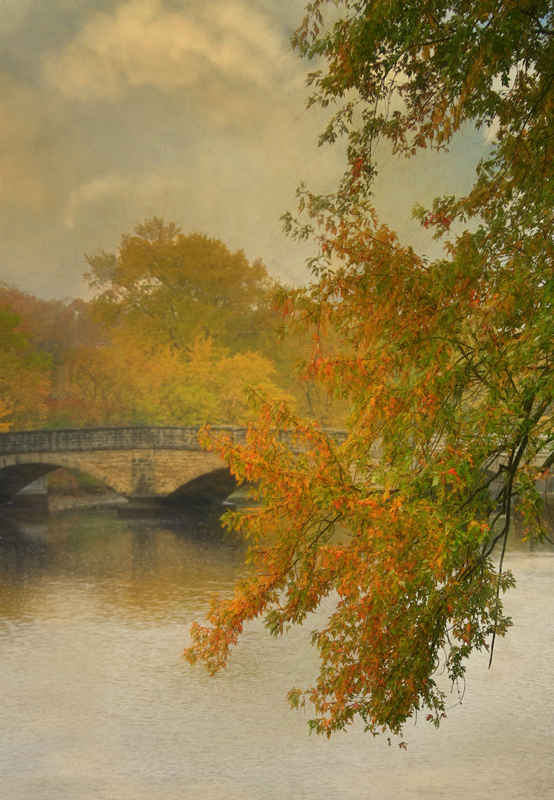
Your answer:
0;506;553;800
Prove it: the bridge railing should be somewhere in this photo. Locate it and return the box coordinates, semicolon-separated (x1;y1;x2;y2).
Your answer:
0;426;350;455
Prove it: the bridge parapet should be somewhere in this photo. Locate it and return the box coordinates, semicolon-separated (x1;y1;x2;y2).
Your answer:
0;426;207;454
0;426;349;455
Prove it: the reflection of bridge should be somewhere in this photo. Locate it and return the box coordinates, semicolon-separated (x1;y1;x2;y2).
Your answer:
0;426;348;506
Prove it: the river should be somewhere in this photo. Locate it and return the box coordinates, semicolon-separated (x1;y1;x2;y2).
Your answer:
0;506;553;800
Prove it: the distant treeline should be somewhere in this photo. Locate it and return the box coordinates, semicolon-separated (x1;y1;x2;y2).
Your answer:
0;219;347;432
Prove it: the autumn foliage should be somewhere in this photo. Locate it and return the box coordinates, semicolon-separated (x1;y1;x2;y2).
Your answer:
0;221;347;431
0;300;52;430
185;0;554;741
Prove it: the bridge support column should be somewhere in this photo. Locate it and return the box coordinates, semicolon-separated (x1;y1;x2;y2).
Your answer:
131;453;154;498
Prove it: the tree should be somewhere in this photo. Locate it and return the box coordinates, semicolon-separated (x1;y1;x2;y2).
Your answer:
86;218;275;356
185;1;554;741
85;218;349;426
0;286;112;422
0;306;51;430
0;287;107;354
148;337;292;426
46;336;289;429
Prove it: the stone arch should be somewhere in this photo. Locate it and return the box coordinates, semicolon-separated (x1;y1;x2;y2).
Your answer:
0;454;120;502
163;467;238;506
0;463;62;502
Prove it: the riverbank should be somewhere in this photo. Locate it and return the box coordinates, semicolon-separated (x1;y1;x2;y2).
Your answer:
48;493;128;512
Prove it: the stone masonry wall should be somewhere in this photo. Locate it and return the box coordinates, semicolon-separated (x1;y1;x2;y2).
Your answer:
0;449;226;497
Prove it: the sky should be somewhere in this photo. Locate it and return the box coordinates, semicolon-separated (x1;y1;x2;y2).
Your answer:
1;0;489;300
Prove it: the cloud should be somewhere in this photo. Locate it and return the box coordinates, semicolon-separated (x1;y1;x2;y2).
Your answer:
46;0;295;126
0;0;34;36
0;76;56;213
63;174;135;229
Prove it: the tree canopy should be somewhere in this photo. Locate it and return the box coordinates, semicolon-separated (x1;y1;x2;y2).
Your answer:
0;304;51;430
82;218;348;427
86;218;275;355
185;0;554;741
0;224;346;431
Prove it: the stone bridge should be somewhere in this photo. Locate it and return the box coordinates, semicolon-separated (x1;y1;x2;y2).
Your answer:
0;426;347;506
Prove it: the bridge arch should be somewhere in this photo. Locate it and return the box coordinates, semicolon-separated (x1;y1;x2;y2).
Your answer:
0;456;120;503
163;467;238;505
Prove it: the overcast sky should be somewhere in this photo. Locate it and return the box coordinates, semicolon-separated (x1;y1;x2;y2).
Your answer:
1;0;489;300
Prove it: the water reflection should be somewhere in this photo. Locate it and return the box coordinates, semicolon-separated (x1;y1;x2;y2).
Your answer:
0;508;553;800
0;507;247;625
